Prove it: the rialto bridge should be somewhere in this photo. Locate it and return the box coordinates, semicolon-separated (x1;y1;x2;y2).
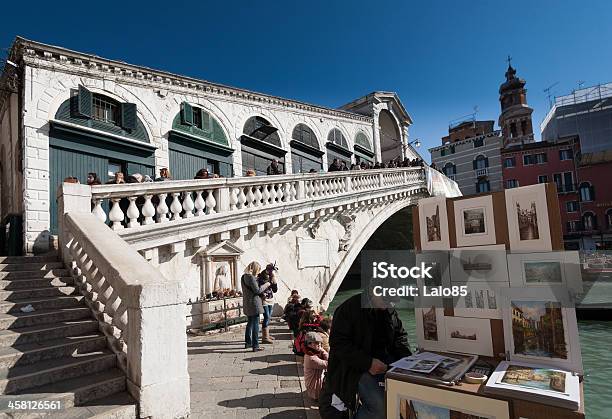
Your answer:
55;166;431;417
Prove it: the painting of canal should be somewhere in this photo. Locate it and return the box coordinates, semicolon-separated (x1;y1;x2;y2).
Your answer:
500;365;566;393
423;306;439;341
511;300;567;359
516;199;540;241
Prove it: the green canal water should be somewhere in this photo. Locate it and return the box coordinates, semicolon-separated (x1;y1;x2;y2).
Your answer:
327;289;612;419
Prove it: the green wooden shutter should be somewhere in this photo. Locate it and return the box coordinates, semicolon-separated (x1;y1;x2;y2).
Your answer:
77;85;92;118
120;103;137;130
181;102;194;126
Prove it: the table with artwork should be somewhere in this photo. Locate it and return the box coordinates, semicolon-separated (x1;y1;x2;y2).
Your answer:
397;183;588;419
385;361;585;419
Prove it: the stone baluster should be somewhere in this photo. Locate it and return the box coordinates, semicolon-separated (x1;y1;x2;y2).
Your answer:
245;187;255;207
261;185;271;205
182;192;195;218
194;191;205;216
109;198;124;230
238;187;247;208
205;190;217;214
253;186;263;206
269;184;278;204
142;195;155;225
170;193;182;220
277;183;286;202
92;198;107;223
157;193;169;223
229;188;239;210
126;197;140;228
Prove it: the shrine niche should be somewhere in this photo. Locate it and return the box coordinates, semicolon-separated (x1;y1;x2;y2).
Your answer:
197;241;244;326
198;240;244;297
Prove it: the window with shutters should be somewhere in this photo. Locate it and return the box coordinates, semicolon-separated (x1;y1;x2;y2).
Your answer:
523;154;534;165
579;182;593;202
476;179;490;193
443;163;456;176
567;220;579;232
506;179;519;189
559;149;573;161
474;155;487;170
243;116;281;147
535;153;547;164
566;201;579;213
92;95;119;124
504;157;515;168
582;212;597;230
538;175;548;184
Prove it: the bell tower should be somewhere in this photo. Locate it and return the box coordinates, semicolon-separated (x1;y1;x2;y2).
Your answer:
498;57;534;147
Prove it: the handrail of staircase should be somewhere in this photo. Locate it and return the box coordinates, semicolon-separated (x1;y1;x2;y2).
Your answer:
57;183;190;419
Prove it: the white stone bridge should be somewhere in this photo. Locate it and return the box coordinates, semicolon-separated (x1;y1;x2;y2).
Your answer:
55;167;428;417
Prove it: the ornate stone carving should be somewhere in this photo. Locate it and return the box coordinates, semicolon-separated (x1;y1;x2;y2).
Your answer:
308;218;322;239
337;213;357;251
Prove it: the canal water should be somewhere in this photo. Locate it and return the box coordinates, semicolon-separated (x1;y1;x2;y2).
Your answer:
327;289;612;419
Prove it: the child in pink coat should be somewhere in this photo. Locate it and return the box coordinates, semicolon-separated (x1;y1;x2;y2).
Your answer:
303;332;329;400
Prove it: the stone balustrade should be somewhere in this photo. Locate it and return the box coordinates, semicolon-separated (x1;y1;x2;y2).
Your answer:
90;168;426;232
57;183;190;419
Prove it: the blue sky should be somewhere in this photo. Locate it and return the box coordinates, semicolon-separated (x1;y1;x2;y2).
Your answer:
2;0;611;160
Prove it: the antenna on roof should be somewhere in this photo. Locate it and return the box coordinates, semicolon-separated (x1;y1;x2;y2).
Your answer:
577;80;585;90
544;82;559;109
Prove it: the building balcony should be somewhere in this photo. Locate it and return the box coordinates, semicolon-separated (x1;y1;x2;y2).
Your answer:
475;168;488;177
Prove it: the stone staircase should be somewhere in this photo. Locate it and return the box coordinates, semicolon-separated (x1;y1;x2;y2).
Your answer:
0;254;137;418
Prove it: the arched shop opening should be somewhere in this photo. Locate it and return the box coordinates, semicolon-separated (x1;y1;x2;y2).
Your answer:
169;103;234;179
241;116;286;175
49;85;154;233
354;131;375;166
326;128;352;168
291;124;323;173
378;109;402;162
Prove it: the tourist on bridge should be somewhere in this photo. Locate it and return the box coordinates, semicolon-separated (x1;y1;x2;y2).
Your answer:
266;159;283;175
257;263;279;344
106;171;125;184
241;261;275;352
194;168;210;179
155;167;171;181
328;158;342;172
86;172;101;186
319;290;411;419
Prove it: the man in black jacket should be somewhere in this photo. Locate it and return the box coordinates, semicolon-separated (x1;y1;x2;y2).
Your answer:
319;292;411;419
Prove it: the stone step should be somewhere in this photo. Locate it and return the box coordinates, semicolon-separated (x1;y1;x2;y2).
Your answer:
0;369;129;416
0;255;58;265
0;269;71;280
0;295;84;314
0;277;74;291
0;262;65;272
0;320;99;348
0;334;106;370
0;307;93;331
0;351;117;394
0;286;77;301
42;392;136;419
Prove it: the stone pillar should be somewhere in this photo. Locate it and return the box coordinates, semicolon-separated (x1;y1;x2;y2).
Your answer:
372;108;382;163
127;287;190;419
56;183;92;262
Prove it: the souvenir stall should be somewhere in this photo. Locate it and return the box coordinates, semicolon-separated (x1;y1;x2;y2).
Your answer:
386;183;585;419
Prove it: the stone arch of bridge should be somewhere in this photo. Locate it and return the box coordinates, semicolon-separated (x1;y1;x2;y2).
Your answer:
319;196;421;309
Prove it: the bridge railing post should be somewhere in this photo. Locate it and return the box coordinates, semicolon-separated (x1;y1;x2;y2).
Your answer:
216;186;230;213
344;174;352;193
378;172;384;187
296;180;305;200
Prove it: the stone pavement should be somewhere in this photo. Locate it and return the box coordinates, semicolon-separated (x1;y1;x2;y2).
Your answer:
187;319;321;418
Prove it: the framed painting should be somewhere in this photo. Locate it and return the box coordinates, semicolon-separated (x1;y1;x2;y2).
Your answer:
415;251;451;309
444;316;494;357
453;195;497;247
387;379;510;419
452;281;509;319
500;288;583;374
507;251;583;294
484;360;581;411
415;306;447;352
449;244;509;283
505;184;552;252
419;196;451;250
